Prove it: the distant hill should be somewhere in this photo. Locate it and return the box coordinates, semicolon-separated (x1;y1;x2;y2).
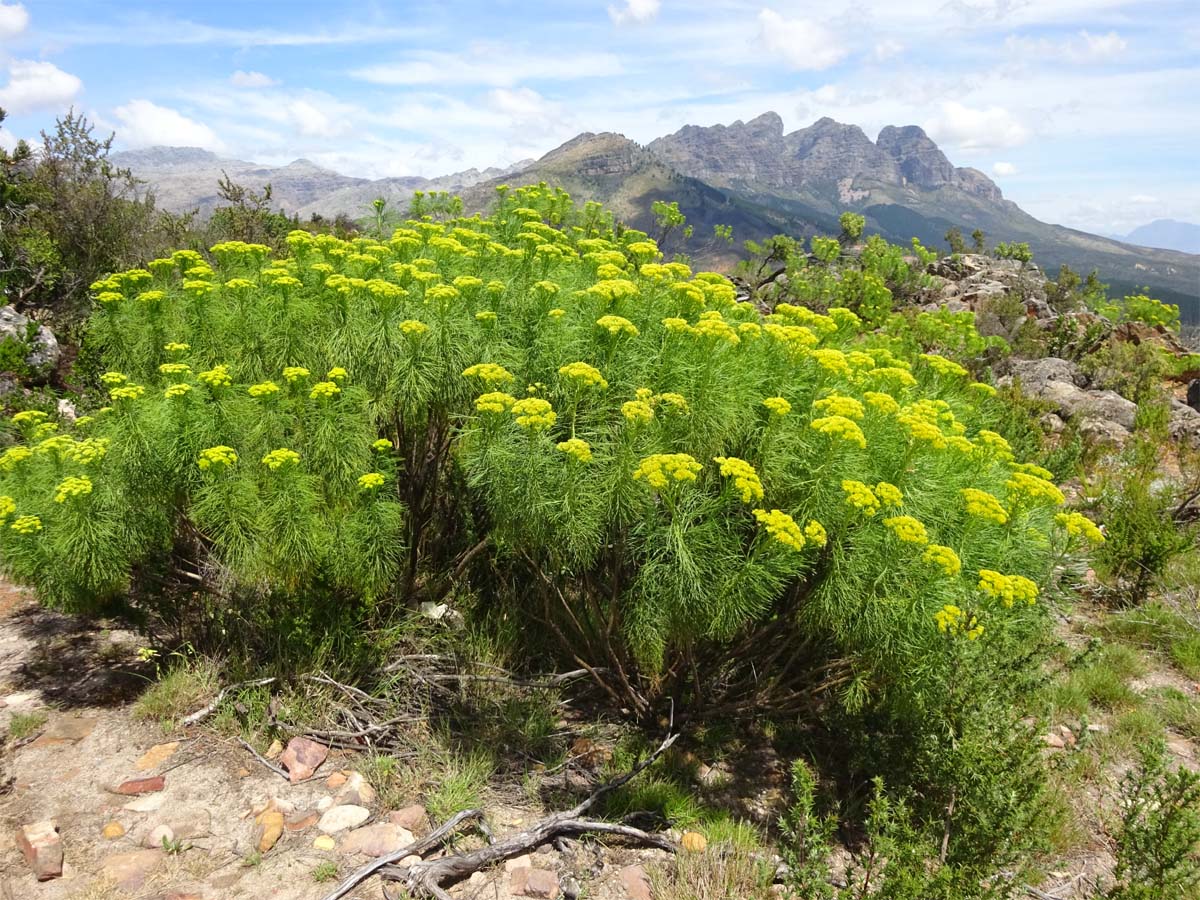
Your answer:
112;115;1200;322
1120;219;1200;255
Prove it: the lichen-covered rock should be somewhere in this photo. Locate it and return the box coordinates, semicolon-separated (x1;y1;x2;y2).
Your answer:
0;305;59;371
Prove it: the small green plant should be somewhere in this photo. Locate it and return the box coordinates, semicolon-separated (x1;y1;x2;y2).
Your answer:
161;834;191;855
133;659;219;728
312;861;339;883
425;750;494;823
7;709;47;741
241;850;263;868
1106;740;1200;899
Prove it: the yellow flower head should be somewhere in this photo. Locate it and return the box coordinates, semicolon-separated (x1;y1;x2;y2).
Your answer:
165;383;192;399
475;392;518;414
864;392;900;415
596;315;639;337
0;495;14;519
633;453;702;491
883;515;929;545
1055;512;1105;545
811;348;852;377
961;488;1009;524
248;381;280;398
934;604;983;639
475;311;497;324
0;446;33;471
763;397;791;417
842;480;880;516
54;475;93;503
282;366;310;383
372;438;394;452
922;544;962;576
198;446;238;470
399;319;429;337
975;430;1013;460
1006;471;1065;507
714;456;764;503
10;515;42;535
804;519;828;547
262;448;301;470
978;569;1039;607
558;361;609;390
310;381;341;401
969;382;997;397
110;384;146;402
12;410;48;425
811;416;867;449
874;482;903;507
462;363;515;386
358;472;386;490
656;392;689;413
752;508;806;552
99;372;127;386
621;400;655;425
814;393;865;421
921;354;969;378
327;367;348;382
547;308;566;319
158;362;191;376
511;397;557;432
557;438;593;463
198;365;233;388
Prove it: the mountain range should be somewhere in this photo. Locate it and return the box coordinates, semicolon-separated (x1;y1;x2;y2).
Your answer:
1116;220;1200;255
112;113;1200;322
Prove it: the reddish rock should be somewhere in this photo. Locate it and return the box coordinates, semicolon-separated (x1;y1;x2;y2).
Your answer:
255;809;285;853
619;865;652;900
17;821;63;881
280;736;328;783
325;771;348;790
29;715;97;748
340;823;415;857
135;741;180;772
285;810;319;831
101;848;163;890
333;771;377;806
389;804;429;834
114;775;166;795
511;866;560;899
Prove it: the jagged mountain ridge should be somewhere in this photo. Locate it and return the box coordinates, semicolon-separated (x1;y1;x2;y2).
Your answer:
112;114;1199;319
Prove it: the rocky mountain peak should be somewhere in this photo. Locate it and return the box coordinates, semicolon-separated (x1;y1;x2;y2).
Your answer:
877;124;955;188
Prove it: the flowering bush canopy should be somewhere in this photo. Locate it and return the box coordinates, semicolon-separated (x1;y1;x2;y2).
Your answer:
0;183;1099;713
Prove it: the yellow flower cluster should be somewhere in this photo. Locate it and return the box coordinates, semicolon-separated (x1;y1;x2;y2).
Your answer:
975;430;1013;460
372;439;394;452
934;604;983;639
842;480;880;516
810;348;851;377
399;319;429;337
557;438;593;463
110;384;146;401
511;397;557;432
327;367;348;382
198;365;233;388
558;361;608;389
874;482;903;507
864;392;900;414
0;447;32;471
814;394;864;420
262;448;301;470
99;372;127;386
164;341;190;352
763;397;791;416
0;495;14;519
596;315;638;337
547;308;566;320
10;515;42;534
12;410;48;425
158;362;191;375
198;446;238;470
961;488;1009;524
463;363;515;385
310;381;341;401
1006;471;1065;507
621;400;655;424
811;415;867;449
922;544;962;576
692;312;740;344
657;392;689;412
65;438;109;465
282;366;310;383
714;456;764;503
969;382;997;397
1055;512;1105;545
358;472;385;490
475;392;517;414
883;515;928;545
54;476;93;503
752;508;807;552
165;383;191;399
633;453;702;490
921;354;969;378
248;381;279;398
978;569;1039;607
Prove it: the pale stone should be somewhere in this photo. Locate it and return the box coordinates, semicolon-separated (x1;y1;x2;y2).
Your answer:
317;804;370;834
339;823;414;857
135;741;180;771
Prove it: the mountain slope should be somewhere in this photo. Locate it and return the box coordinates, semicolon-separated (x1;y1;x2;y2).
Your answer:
1122;219;1200;255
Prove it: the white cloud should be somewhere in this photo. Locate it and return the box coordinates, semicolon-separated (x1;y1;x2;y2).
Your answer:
870;40;904;62
230;70;278;88
114;100;224;151
0;127;16;152
0;60;82;114
352;46;622;87
756;9;847;71
608;0;661;26
992;161;1018;175
926;101;1029;150
0;2;28;39
1004;29;1128;64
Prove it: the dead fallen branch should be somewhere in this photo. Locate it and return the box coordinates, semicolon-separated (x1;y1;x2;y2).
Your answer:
237;738;290;781
181;676;277;727
320;727;680;900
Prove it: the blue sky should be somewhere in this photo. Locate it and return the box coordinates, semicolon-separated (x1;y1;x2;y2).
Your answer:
1;0;1197;235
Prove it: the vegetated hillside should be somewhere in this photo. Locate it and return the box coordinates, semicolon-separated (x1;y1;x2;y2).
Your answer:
115;113;1200;321
1122;219;1200;255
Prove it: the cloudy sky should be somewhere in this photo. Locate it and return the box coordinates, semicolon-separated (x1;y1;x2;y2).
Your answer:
1;0;1196;235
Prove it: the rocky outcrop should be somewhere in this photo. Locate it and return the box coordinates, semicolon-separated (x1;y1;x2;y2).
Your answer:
0;305;59;372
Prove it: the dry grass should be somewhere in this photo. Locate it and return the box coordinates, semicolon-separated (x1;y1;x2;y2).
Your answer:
651;847;777;900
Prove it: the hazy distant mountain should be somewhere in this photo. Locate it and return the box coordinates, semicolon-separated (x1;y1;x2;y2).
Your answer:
113;115;1200;320
1119;220;1200;255
111;147;533;219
